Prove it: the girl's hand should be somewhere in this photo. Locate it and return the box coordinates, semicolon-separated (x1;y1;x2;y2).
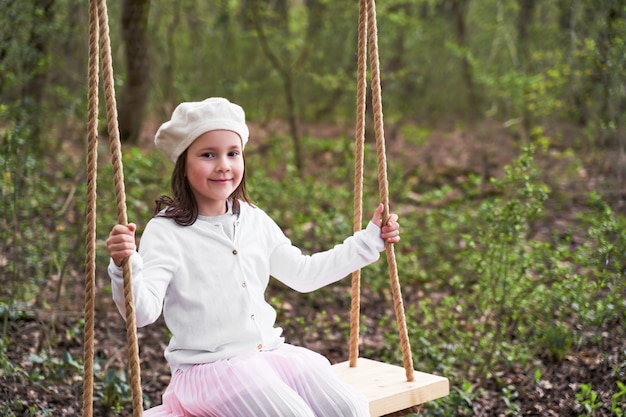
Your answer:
371;203;400;244
106;223;137;267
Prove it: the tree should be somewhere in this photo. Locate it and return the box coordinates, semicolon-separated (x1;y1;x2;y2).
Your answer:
119;0;151;144
249;0;304;175
449;0;478;115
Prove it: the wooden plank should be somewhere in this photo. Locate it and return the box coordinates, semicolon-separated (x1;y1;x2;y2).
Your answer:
332;358;449;416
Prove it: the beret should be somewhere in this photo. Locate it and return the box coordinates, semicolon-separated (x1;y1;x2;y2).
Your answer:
155;97;249;163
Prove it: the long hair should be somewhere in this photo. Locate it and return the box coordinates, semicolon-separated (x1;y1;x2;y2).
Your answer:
154;149;253;226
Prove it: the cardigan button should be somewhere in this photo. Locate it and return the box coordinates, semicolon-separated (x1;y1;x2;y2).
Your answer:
250;314;256;320
257;344;263;350
242;282;247;288
232;249;238;255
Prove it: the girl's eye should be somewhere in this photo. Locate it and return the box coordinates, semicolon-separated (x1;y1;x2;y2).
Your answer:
228;151;240;157
202;152;215;158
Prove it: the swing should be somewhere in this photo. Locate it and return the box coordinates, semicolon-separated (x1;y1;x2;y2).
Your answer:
82;0;448;416
329;1;448;416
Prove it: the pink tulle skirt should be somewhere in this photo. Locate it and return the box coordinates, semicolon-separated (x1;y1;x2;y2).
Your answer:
144;344;369;417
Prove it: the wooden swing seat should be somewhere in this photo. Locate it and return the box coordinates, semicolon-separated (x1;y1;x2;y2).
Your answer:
332;358;449;417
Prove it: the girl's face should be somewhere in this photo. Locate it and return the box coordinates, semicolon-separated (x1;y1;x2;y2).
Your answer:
185;130;245;216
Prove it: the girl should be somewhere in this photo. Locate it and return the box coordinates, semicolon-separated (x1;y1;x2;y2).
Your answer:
107;97;401;417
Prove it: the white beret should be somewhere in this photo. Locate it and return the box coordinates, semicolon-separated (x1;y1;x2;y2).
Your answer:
155;97;249;163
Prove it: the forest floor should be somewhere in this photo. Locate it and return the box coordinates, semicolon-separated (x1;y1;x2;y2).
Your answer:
2;119;625;416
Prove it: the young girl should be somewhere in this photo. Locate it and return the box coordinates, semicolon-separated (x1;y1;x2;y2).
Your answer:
107;97;401;417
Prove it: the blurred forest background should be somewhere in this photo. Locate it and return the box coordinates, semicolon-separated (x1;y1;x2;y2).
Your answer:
1;0;626;416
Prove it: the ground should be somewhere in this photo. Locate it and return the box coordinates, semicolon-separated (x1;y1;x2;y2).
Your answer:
1;120;625;416
3;278;625;416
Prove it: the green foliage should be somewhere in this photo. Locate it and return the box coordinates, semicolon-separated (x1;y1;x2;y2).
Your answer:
0;402;53;417
421;379;477;417
500;385;521;416
467;146;550;372
613;381;626;417
576;383;603;416
96;366;132;413
539;322;573;363
366;144;626;415
96;146;171;236
0;327;81;415
0;114;83;329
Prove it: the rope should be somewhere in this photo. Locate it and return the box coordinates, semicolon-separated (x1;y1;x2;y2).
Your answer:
82;0;99;415
349;0;368;369
83;0;143;415
349;0;415;384
366;0;415;384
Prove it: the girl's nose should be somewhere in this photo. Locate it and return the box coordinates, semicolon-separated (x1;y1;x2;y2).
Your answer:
216;156;230;172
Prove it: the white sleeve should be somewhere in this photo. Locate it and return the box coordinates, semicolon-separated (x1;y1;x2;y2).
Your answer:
108;220;177;327
269;221;384;293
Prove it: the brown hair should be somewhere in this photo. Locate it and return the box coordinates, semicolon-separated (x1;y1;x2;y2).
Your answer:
154;149;253;226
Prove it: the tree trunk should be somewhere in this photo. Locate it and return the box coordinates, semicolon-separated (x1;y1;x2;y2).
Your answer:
162;2;181;116
249;0;304;176
119;0;151;144
516;0;536;141
449;0;478;117
516;0;536;66
22;0;55;147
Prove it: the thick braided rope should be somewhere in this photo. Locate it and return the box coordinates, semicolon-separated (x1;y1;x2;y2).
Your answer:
82;1;99;416
366;0;415;382
97;0;144;414
349;0;368;368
